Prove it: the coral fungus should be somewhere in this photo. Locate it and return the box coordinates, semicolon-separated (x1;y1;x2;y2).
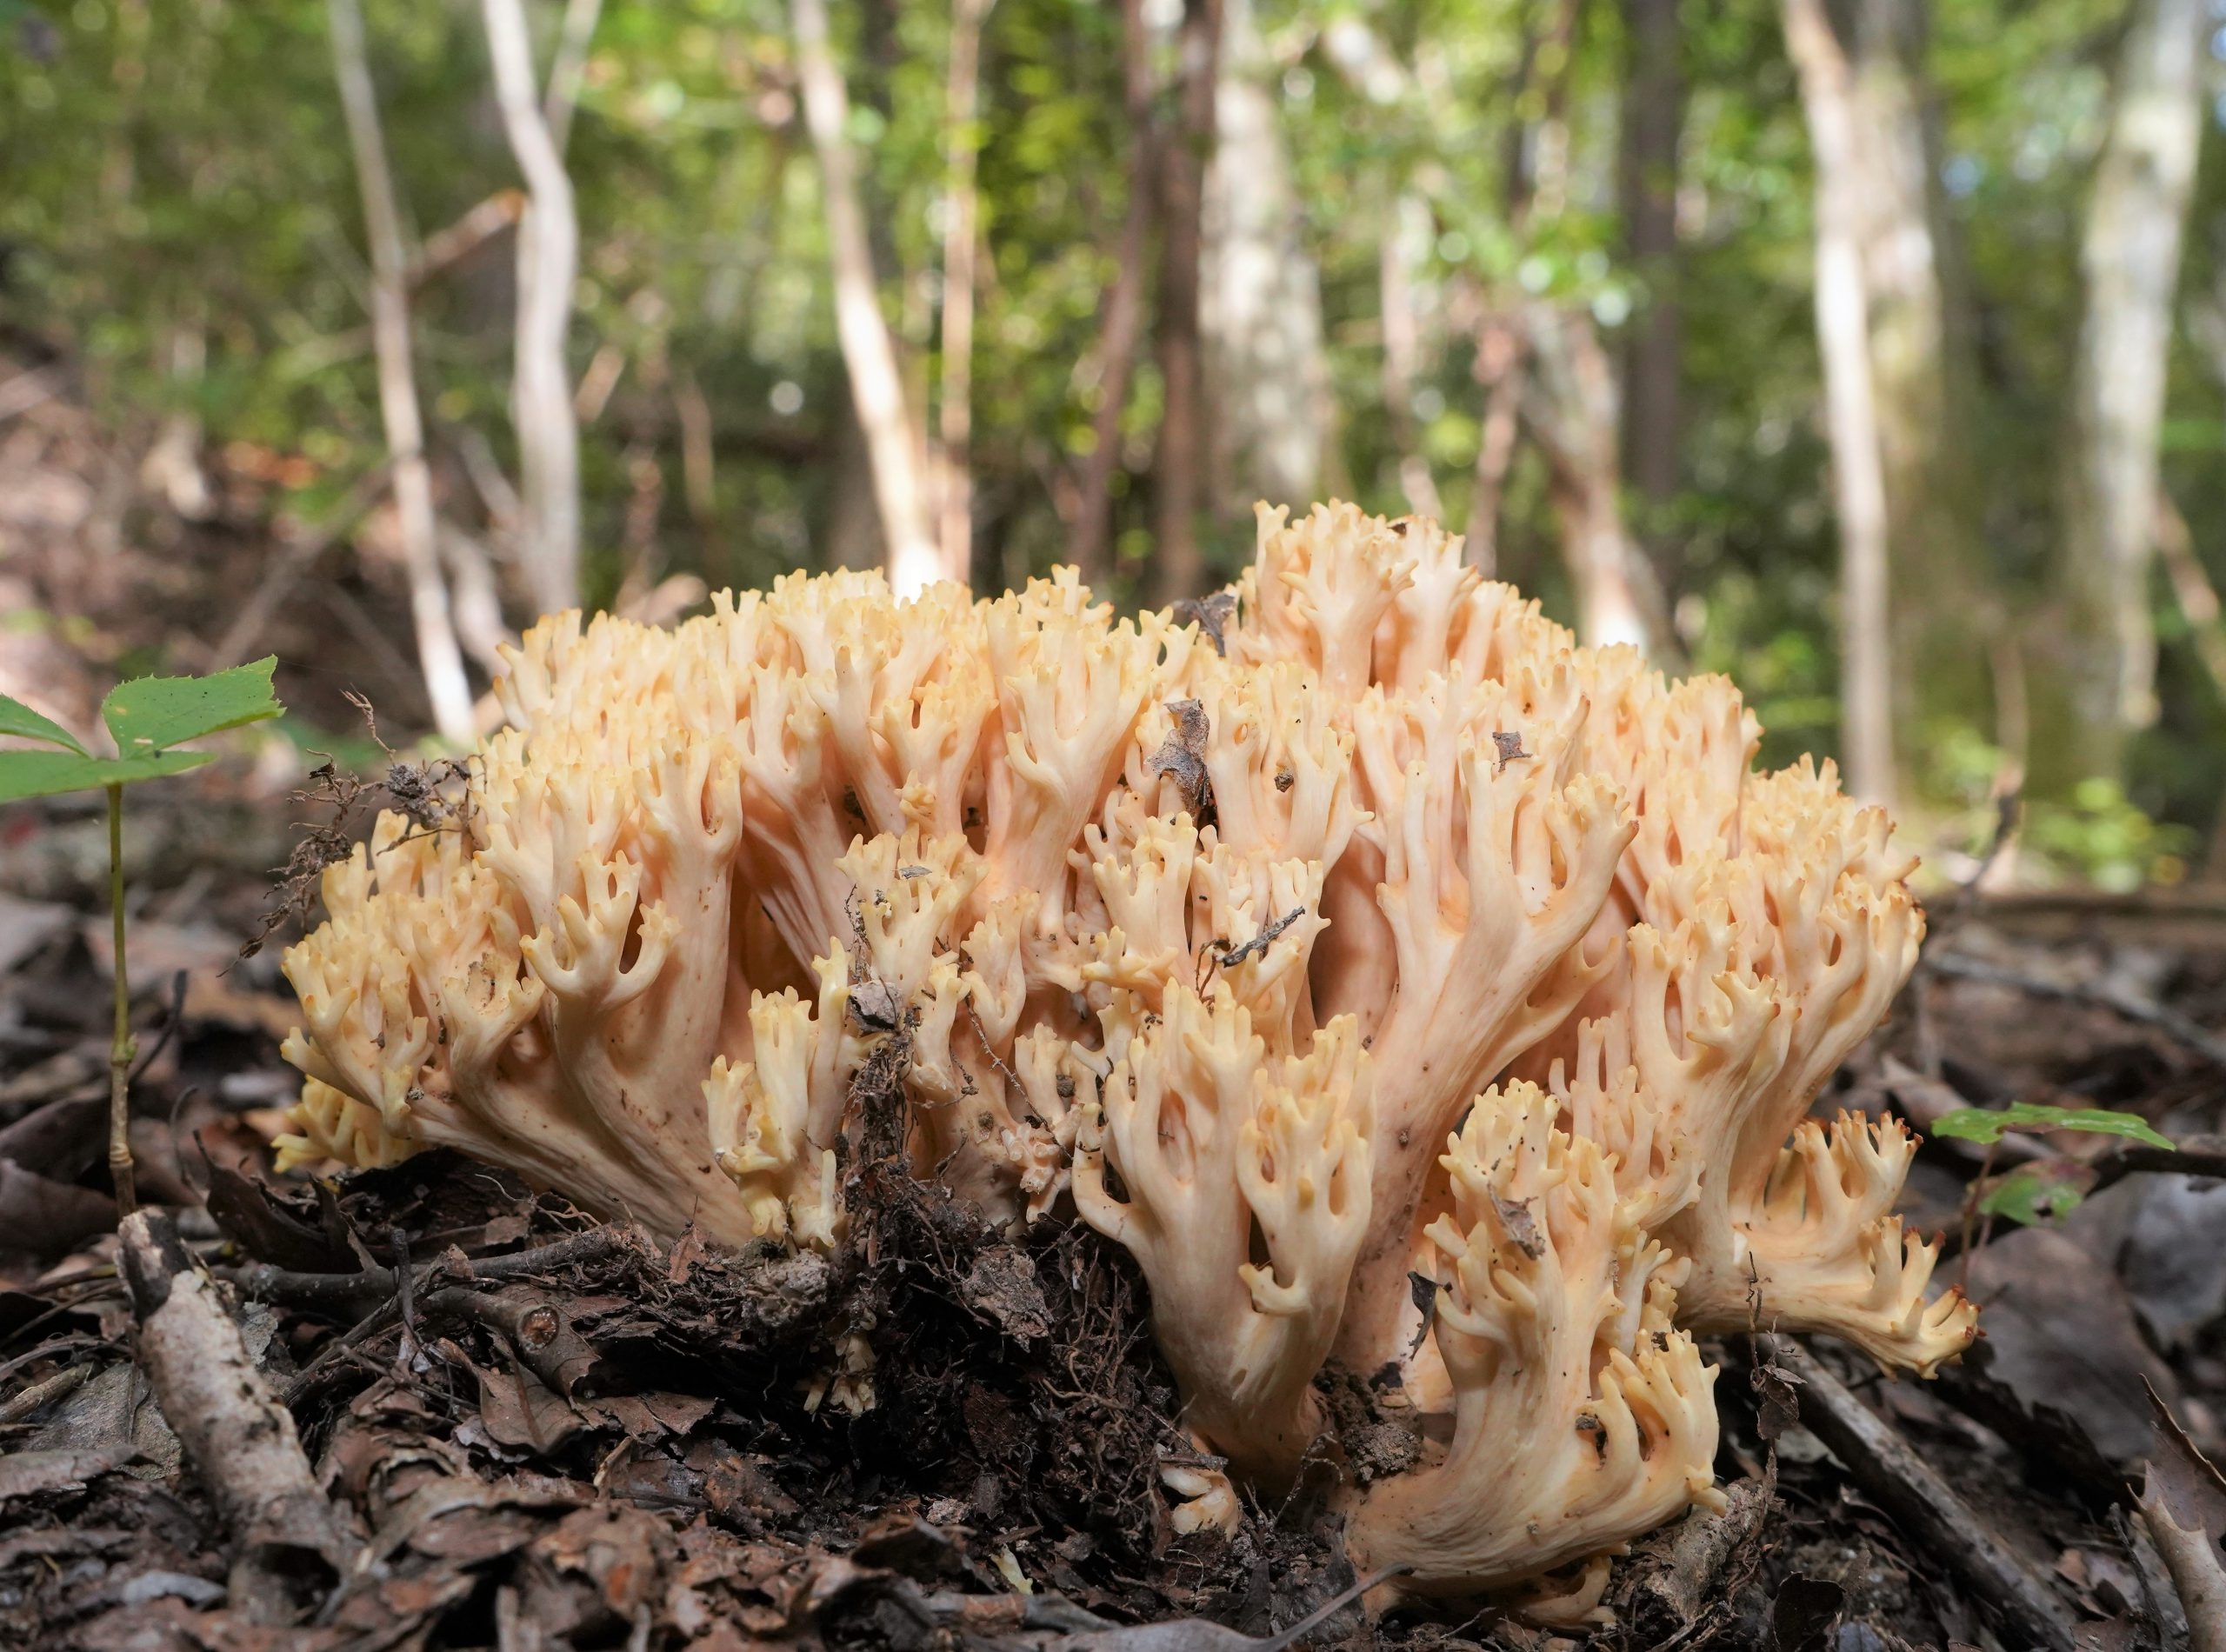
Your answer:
280;503;1973;1612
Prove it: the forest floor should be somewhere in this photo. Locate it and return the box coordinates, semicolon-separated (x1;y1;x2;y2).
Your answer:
8;372;2226;1650
3;775;2226;1652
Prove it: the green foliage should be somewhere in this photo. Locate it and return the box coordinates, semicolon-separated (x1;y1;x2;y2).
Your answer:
0;696;90;757
1976;1162;2090;1225
102;657;284;755
1930;1102;2173;1150
0;659;283;805
0;749;217;803
2023;778;2199;893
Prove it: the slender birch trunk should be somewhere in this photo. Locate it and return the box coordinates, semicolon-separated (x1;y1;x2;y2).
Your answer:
2057;0;2207;780
2156;490;2226;702
1463;315;1523;578
1070;0;1156;588
1617;0;1683;563
791;0;938;595
936;0;995;585
543;0;602;158
1521;304;1668;655
1380;193;1445;523
1146;0;1223;608
1784;0;1896;805
1827;0;2002;796
325;0;476;746
1202;0;1323;515
483;0;583;619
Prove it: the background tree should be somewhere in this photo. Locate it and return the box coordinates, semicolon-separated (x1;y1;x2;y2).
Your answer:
2055;0;2209;790
325;0;475;746
1148;0;1224;607
2;0;2223;885
791;0;939;595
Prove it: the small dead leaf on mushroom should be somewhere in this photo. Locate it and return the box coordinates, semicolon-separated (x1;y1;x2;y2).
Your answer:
1490;1191;1543;1258
1147;697;1214;821
1171;590;1237;656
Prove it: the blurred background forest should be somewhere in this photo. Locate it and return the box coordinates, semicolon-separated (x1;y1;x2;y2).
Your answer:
3;0;2225;890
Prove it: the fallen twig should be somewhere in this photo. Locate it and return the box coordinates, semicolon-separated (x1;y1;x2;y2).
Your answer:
843;1558;1409;1650
1755;1336;2076;1652
0;1360;92;1425
118;1209;357;1624
257;1227;631;1404
2142;1501;2226;1652
1926;951;2226;1068
2140;1380;2226;1652
223;1223;628;1309
2089;1133;2226;1195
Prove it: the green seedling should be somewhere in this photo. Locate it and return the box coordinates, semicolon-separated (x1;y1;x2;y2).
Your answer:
1930;1101;2173;1150
0;660;284;1216
1933;1099;2174;1282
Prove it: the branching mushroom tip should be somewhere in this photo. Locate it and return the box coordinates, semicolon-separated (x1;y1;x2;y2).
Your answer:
279;501;1969;1613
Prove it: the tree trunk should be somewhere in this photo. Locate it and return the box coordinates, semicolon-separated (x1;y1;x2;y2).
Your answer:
1202;0;1324;517
2056;0;2207;784
1070;0;1156;590
1379;192;1445;523
1146;0;1223;608
483;0;584;619
936;0;995;585
1848;0;1994;789
326;0;477;746
543;0;602;159
826;387;886;573
1783;0;1896;805
1463;312;1524;578
2156;490;2226;703
1617;0;1683;567
1481;0;1666;634
1521;304;1671;656
791;0;940;596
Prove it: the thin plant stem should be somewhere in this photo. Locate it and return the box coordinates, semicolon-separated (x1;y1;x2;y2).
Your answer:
107;783;137;1217
1956;1136;1997;1293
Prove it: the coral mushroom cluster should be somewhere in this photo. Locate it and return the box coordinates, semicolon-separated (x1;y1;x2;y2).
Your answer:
280;503;1975;1615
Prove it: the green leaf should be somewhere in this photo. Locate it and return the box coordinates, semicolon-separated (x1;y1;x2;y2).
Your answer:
101;657;283;755
0;694;90;756
0;749;213;804
1929;1102;2173;1151
1978;1163;2090;1225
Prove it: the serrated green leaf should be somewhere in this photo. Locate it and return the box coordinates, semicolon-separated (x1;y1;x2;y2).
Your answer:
0;749;212;803
101;657;283;755
1929;1102;2173;1151
1978;1162;2090;1225
0;693;89;756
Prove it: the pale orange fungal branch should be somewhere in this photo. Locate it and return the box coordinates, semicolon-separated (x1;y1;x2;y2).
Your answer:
1073;989;1373;1488
273;1077;420;1172
1709;1113;1978;1374
1343;1083;1722;1617
1230;502;1416;695
705;956;856;1251
1335;678;1632;1370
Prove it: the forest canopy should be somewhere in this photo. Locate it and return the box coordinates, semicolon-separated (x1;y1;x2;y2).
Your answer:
3;0;2225;889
